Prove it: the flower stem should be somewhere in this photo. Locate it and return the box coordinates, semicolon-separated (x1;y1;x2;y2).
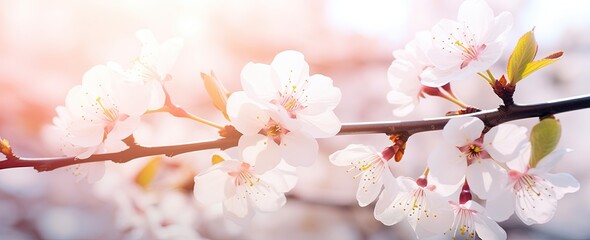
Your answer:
478;72;493;85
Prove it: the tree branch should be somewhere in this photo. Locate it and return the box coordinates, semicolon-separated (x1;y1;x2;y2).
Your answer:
2;94;590;172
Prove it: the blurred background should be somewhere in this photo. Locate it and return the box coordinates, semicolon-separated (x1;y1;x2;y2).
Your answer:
1;0;590;239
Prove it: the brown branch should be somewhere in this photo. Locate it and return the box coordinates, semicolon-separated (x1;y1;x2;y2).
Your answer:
2;94;590;172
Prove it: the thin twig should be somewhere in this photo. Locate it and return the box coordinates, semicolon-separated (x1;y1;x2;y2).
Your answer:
2;94;590;172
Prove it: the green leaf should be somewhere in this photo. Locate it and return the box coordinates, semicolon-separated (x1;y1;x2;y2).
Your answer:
521;51;563;80
135;156;162;189
201;71;231;121
529;118;561;168
211;154;225;165
507;29;538;85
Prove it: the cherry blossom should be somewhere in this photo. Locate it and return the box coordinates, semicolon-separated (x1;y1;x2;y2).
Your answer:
441;200;506;240
112;29;184;110
329;144;396;207
52;65;151;182
421;0;513;87
226;91;319;173
427;116;527;198
239;50;342;138
193;152;297;222
387;31;433;116
485;145;580;225
374;176;454;238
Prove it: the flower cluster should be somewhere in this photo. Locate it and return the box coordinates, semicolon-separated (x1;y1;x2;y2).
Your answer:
330;116;579;239
194;50;342;220
388;0;512;116
52;30;184;183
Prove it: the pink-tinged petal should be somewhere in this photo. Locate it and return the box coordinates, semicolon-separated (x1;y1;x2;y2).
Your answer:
484;124;527;162
84;162;106;184
482;11;513;43
226;92;269;135
543;173;580;199
427;176;463;197
429;19;466;69
64;85;88;118
260;162;297;192
414;191;455;236
147;81;166;111
443;117;484;147
111;75;151;115
107;116;141;141
373;187;404;226
470;41;503;69
240;135;281;173
457;0;494;39
270;50;310;87
392;103;415;117
473;213;507;240
463;200;485;212
485;187;515;222
154;37;184;77
241;63;279;103
66;120;104;147
397;176;418;192
506;143;530;173
75;146;98;159
466;160;507;199
299;74;341;115
223;187;249;218
428;143;467;185
194;169;229;205
280;131;318;167
249;182;286;212
295;111;341;138
529;149;570;175
356;172;384;207
515;189;557;225
329;144;375;167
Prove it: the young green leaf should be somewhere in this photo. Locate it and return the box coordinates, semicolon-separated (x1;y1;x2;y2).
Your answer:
507;29;538;85
521;51;563;80
529;118;561;168
201;71;231;121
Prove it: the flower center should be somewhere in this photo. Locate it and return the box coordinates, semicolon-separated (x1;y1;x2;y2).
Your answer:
346;154;386;192
458;138;490;163
272;77;309;118
514;174;555;210
432;24;486;69
392;187;438;221
94;97;128;141
445;204;477;239
259;118;290;145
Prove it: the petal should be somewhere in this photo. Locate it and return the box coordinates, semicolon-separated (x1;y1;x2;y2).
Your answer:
506;143;530;173
107;116;141;141
155;37;184;77
484;124;527;162
66;120;105;147
473;213;507;240
529;149;570;175
428;19;465;69
223;187;249;218
329;144;375;167
482;11;513;43
239;135;281;173
485;187;515;222
443;117;484;146
299;74;341;115
84;162;106;184
373;187;405;226
249;181;286;212
146;81;166;111
194;169;230;205
226;92;269;135
415;191;455;236
458;0;494;39
466;160;507;199
111;74;151;115
260;162;297;193
427;143;467;186
270;50;310;87
543;172;580;199
515;193;557;225
241;63;279;103
295;111;341;138
280;131;318;167
356;170;384;207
